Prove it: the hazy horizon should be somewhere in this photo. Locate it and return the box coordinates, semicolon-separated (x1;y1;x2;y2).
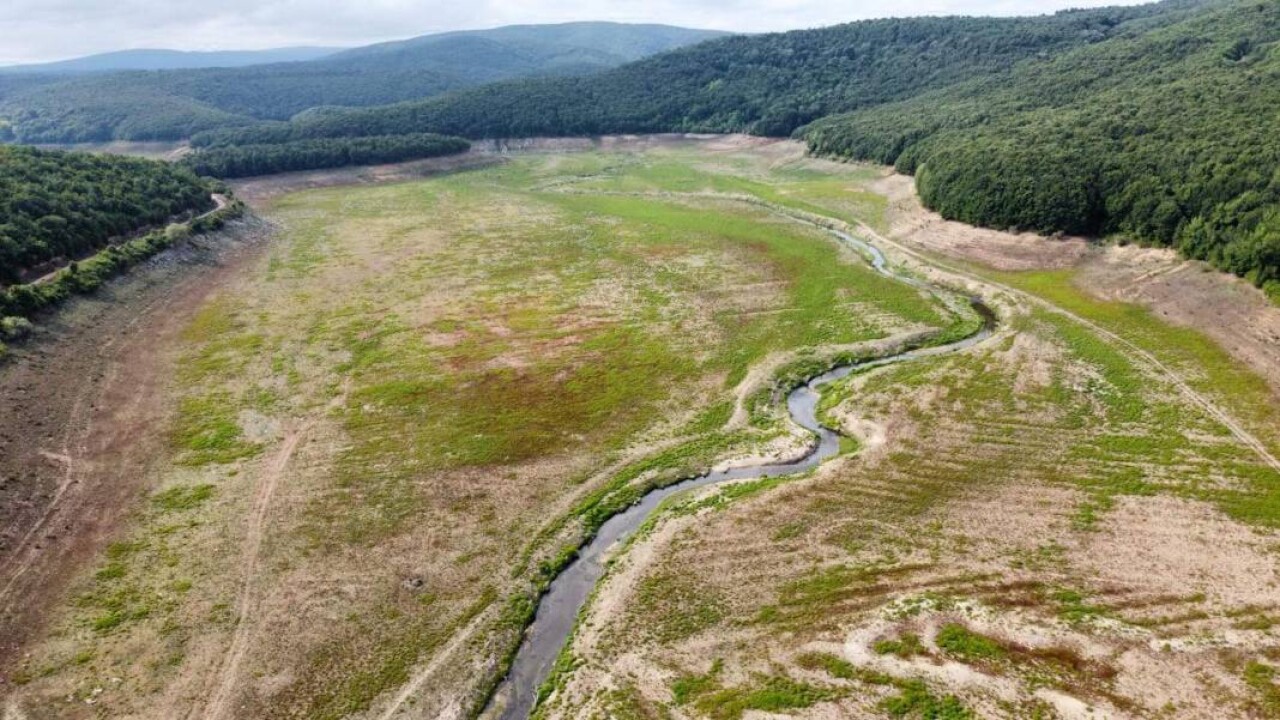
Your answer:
2;0;1154;66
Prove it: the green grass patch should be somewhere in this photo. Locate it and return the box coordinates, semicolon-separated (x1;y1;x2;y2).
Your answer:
151;484;216;512
1244;661;1280;717
795;651;858;680
671;662;841;720
880;679;973;719
874;633;926;659
170;394;260;466
934;624;1006;662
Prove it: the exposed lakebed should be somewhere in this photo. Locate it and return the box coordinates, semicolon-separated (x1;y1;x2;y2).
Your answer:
491;221;996;720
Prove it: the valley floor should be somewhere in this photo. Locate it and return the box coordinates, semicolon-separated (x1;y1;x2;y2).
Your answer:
1;136;1277;720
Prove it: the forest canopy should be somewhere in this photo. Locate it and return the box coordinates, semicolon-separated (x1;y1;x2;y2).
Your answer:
180;133;470;178
0;145;212;282
804;0;1280;296
6;1;1273;295
191;4;1184;147
0;24;725;144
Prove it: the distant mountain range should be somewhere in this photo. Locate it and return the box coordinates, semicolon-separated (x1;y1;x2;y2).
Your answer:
0;23;727;144
0;47;342;74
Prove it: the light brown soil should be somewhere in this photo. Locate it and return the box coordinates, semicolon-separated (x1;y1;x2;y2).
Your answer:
229;133;744;207
0;220;269;676
1078;244;1280;395
201;419;313;720
34;141;192;161
520;140;1280;720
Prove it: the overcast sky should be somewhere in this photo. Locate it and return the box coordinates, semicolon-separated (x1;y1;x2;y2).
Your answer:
1;0;1152;65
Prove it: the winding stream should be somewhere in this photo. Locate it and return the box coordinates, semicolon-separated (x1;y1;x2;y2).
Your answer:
491;223;996;720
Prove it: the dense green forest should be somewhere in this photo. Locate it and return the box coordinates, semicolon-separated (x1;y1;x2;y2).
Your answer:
181;133;470;178
188;0;1277;296
190;3;1192;147
804;0;1280;296
0;24;724;143
0;146;212;282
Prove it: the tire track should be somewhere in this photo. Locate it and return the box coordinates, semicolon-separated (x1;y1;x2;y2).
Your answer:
376;613;491;720
200;420;311;720
0;270;194;615
846;217;1280;475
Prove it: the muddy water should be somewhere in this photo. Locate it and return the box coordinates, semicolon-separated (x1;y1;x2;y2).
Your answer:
490;225;995;720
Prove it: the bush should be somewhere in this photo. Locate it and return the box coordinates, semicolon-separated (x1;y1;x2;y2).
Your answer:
0;316;33;341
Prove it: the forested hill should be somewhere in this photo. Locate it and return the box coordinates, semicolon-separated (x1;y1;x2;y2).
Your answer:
0;146;212;282
189;0;1276;297
0;23;725;144
806;0;1280;297
192;4;1188;146
0;47;340;74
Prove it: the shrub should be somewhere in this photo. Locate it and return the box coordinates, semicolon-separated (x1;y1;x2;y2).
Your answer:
0;316;33;341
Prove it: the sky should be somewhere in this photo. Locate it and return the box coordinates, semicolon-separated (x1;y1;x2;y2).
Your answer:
1;0;1153;65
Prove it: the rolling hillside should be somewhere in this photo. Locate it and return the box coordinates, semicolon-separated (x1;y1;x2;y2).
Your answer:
804;0;1279;297
195;5;1184;145
0;23;725;144
0;47;341;74
190;0;1278;296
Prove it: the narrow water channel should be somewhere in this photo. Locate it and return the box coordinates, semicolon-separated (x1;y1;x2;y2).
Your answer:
490;223;996;720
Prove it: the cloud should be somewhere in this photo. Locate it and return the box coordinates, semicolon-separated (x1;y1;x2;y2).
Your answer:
0;0;1151;65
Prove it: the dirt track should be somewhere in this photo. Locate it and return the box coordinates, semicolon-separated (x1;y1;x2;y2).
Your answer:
0;219;269;677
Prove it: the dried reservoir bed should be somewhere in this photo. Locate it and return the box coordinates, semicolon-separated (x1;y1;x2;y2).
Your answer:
4;137;1279;720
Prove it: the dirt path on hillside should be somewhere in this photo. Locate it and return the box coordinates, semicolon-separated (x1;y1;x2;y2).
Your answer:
200;419;312;720
870;172;1280;395
0;220;270;678
565;179;1279;475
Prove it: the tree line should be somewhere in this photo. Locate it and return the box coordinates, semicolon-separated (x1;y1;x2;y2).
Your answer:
0;24;724;144
180;133;471;178
0;145;213;282
805;0;1280;298
0;198;243;323
181;0;1280;294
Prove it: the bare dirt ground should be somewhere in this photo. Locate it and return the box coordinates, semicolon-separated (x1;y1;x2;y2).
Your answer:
871;171;1280;394
33;141;192;161
3;139;949;720
228;134;737;206
492;138;1280;720
0;219;269;676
